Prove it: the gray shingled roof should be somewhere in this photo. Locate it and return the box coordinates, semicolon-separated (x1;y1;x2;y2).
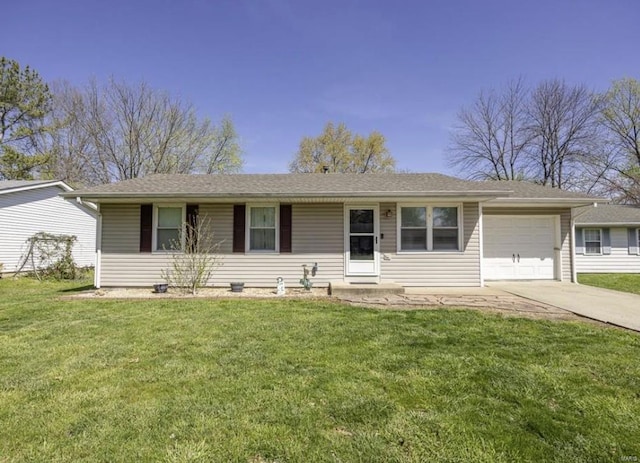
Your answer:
575;204;640;225
65;173;600;201
0;179;60;193
481;180;602;200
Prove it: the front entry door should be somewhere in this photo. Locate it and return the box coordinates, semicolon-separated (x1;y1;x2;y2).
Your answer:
345;206;379;276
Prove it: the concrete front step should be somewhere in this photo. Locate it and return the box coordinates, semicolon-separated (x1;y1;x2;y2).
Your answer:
329;281;405;296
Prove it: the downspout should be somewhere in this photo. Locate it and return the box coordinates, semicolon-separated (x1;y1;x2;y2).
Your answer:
570;202;598;284
95;203;102;289
478;202;484;287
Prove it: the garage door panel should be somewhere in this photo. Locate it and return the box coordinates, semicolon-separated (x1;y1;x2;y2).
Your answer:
484;215;556;280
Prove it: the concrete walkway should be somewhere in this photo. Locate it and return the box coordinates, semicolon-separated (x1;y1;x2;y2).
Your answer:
489;281;640;332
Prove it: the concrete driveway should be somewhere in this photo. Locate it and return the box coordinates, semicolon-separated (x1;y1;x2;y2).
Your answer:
489;281;640;331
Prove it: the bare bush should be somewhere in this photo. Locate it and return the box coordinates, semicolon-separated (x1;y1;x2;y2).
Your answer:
161;215;224;295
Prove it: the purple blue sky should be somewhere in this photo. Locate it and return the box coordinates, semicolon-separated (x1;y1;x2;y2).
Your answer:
3;0;639;174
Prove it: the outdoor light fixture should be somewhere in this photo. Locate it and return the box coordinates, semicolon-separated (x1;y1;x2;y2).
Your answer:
385;209;393;218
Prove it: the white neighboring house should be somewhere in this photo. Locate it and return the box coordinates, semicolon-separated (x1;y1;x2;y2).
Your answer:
575;204;640;274
0;180;97;274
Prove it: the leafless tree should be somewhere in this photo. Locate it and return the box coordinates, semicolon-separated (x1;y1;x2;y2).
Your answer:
448;78;532;180
448;79;603;190
40;78;243;185
34;82;104;185
594;78;640;203
526;80;603;189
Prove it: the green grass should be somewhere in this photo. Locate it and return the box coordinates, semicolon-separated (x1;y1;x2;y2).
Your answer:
578;273;640;295
1;278;639;462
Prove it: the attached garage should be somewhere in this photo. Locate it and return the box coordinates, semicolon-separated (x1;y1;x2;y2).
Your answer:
483;215;559;280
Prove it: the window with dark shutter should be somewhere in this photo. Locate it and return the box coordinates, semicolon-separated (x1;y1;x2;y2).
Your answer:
140;204;153;252
280;204;292;253
233;205;246;253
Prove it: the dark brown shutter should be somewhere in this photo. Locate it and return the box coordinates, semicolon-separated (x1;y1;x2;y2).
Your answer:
140;204;153;252
186;204;199;252
280;204;292;253
233;205;246;253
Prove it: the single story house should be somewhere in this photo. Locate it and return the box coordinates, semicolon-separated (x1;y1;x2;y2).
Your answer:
574;204;640;274
64;173;603;289
0;180;97;274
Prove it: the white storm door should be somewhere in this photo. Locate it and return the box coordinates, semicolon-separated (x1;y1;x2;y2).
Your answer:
345;206;379;276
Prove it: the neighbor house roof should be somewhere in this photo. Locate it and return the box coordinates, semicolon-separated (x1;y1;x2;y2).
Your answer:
63;173;602;205
575;204;640;226
0;179;72;195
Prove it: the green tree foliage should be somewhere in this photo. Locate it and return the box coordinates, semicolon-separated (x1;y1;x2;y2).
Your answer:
289;122;396;173
0;57;52;179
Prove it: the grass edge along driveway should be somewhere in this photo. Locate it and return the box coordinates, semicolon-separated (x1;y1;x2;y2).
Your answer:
578;273;640;296
1;278;639;462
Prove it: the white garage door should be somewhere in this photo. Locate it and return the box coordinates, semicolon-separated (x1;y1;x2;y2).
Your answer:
483;216;556;280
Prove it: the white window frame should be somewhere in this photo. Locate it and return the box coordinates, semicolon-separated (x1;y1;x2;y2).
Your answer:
397;203;463;253
398;206;428;251
583;228;602;256
246;203;279;253
637;229;640;255
153;204;186;252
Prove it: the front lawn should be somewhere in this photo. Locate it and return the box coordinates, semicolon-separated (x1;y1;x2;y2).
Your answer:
578;273;640;296
1;278;639;462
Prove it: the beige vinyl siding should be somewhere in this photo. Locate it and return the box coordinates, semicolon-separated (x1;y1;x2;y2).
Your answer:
483;207;572;281
379;202;481;286
101;204;140;253
0;186;96;272
379;203;397;253
100;203;344;287
576;227;640;273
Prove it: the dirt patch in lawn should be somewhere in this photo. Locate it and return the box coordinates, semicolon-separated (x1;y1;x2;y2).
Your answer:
335;293;587;322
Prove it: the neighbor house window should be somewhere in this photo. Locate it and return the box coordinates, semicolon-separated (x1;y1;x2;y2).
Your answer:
583;228;602;255
155;205;184;251
399;205;461;251
248;205;278;252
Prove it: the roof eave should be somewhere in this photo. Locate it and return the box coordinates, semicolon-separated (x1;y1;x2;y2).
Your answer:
63;190;511;203
488;198;604;207
576;222;640;226
0;180;73;195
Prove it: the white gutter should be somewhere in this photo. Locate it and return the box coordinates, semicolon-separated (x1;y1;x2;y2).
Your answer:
570;202;599;283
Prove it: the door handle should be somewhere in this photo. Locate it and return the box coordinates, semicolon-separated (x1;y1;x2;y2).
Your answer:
517;253;520;262
375;236;378;244
512;254;515;263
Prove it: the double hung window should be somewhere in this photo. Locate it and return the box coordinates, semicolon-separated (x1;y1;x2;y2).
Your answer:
583;228;602;255
155;206;184;251
248;205;277;252
399;205;460;251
